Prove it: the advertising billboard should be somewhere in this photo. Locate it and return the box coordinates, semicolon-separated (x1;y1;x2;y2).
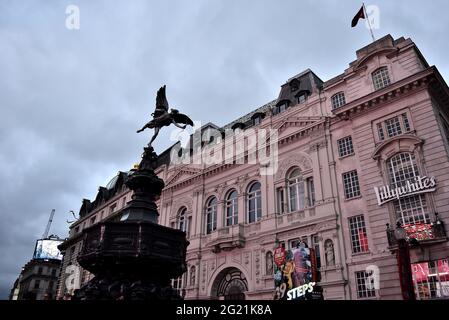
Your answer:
33;239;63;260
273;242;323;300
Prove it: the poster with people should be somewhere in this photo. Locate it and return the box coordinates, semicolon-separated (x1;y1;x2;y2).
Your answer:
273;241;322;300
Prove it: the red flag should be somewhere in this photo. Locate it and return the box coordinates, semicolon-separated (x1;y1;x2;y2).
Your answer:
351;6;365;27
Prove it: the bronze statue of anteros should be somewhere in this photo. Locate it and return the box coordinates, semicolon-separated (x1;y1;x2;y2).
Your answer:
137;85;194;147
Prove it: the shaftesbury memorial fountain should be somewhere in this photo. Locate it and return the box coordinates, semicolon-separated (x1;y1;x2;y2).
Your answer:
74;86;193;300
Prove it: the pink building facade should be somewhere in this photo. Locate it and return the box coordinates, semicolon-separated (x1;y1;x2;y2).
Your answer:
58;35;449;300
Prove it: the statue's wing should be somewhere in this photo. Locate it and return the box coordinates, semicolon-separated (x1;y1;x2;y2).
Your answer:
155;85;169;113
172;112;194;126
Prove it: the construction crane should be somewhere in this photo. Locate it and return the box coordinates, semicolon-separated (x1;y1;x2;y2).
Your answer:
42;209;55;239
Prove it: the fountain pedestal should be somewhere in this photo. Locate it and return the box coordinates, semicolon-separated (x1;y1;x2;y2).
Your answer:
74;146;189;300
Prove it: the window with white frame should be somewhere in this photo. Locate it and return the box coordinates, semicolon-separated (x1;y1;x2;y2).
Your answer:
376;123;385;141
349;215;369;254
372;67;391;90
247;182;262;223
171;274;187;297
342;170;361;199
376;113;411;141
178;207;187;235
355;271;376;298
225;190;238;226
331;92;346;110
289;237;308;249
205;197;217;234
288;168;305;212
307;178;315;207
276;187;285;214
388;153;430;225
337;136;354;158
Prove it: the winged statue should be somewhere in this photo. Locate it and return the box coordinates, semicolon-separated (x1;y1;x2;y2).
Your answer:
137;85;194;147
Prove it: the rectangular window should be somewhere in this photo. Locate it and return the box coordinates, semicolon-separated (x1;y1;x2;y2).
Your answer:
385;116;402;138
289;237;308;249
402;113;411;132
38;267;43;275
48;281;54;290
297;94;307;104
342;170;361;199
355;271;376;298
90;216;96;226
276;187;285;214
349;215;369;254
51;268;57;277
412;259;449;300
377;123;385;141
337;136;354;158
377;113;411;141
372;67;391;91
34;280;41;289
394;195;429;225
307;178;315;207
187;216;192;238
331;92;346;110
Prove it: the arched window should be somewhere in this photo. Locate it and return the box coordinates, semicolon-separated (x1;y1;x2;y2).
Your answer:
225;190;238;226
288;168;305;212
388;153;429;225
372;67;391;90
247;182;261;223
331;92;346;110
178;207;186;232
206;197;217;234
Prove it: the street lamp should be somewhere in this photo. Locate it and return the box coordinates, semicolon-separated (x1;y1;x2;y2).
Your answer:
394;222;416;301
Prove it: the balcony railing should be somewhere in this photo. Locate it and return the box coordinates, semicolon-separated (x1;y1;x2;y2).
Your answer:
386;214;447;248
206;224;245;253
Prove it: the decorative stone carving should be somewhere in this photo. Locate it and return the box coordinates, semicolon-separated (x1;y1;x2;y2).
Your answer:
190;266;196;286
265;251;274;275
275;154;313;181
325;239;335;266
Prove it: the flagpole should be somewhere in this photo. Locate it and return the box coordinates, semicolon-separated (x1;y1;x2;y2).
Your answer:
363;2;376;42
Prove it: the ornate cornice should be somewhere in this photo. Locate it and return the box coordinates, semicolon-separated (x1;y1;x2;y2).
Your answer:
332;67;435;119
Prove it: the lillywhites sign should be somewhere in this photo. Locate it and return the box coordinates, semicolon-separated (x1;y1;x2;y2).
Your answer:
374;176;436;206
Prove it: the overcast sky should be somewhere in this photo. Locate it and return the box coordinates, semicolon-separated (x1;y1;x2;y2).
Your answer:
1;0;449;299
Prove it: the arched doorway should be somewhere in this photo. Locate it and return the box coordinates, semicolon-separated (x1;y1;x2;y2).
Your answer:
211;267;248;300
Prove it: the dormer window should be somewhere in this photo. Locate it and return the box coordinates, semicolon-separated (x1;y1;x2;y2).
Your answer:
290;79;300;92
372;67;391;90
297;92;307;104
331;92;346;110
251;112;265;126
275;101;289;115
231;122;245;131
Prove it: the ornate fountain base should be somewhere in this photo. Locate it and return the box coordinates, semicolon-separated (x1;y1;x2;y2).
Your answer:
74;221;189;300
74;145;189;300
